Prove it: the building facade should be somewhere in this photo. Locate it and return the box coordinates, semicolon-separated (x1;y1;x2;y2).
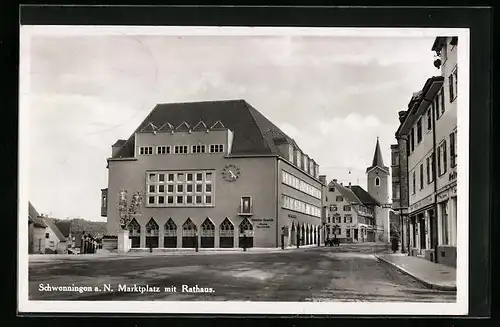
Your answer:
432;36;458;267
391;36;458;267
28;202;47;254
324;180;378;243
102;100;325;249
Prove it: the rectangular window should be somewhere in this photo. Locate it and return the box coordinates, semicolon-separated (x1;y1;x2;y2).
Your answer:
209;144;224;153
205;184;212;193
158;185;165;193
177;173;184;181
158;196;165;204
343;205;351;211
186;184;193;193
192;145;206;153
167;184;174;193
435;93;441;119
196;173;203;181
450;131;457;167
417;119;422;143
449;74;454;102
412;171;416;195
205;172;213;181
205;195;212;204
427;109;432;130
346;229;351;238
443;140;448;174
174;145;189;154
167;196;174;204
187;173;193;182
148;196;155;205
186;196;193;204
420;164;424;190
45;233;49;239
149;185;155;193
440;88;445;114
140;146;153;155
168;174;174;182
431;154;436;181
176;196;184;204
196;184;203;193
410;128;415;152
196;195;203;204
437;146;442;176
177;184;183;193
336;196;343;202
148;173;156;182
453;66;458;101
426;157;431;184
157;146;170;154
441;202;449;245
159;174;165;182
330;205;337;212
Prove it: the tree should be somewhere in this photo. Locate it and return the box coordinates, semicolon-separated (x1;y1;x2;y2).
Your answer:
118;190;144;230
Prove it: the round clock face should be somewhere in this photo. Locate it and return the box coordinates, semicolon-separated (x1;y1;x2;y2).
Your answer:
222;164;241;182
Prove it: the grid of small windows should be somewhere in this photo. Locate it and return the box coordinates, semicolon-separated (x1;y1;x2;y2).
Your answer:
209;144;224;153
174;145;189;154
139;146;153;155
281;195;321;218
146;170;214;207
281;170;321;199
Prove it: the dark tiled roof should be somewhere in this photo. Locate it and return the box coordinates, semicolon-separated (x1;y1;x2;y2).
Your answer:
28;202;47;228
55;221;71;238
42;217;67;242
348;185;380;206
328;180;361;204
113;100;297;158
112;139;127;147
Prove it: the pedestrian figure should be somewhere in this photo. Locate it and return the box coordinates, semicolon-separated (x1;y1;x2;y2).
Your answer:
391;235;399;253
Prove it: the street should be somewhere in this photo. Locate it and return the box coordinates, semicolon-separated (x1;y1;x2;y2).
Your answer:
28;244;456;302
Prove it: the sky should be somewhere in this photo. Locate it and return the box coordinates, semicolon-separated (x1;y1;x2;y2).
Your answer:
24;29;440;222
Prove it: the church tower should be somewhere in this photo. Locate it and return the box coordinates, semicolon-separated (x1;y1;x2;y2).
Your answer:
366;137;390;243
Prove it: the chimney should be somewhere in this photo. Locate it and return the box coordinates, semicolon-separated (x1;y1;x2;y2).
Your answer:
348;182;351;186
398;110;407;123
332;178;338;182
319;175;326;184
340;182;343;186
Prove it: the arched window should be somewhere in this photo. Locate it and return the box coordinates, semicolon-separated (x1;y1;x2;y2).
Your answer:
219;218;234;237
164;218;177;236
239;218;254;236
201;218;215;237
145;218;159;236
128;218;141;236
182;218;197;237
375;177;381;186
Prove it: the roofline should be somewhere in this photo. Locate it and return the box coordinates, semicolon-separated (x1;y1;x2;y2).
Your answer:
395;76;444;137
431;36;448;52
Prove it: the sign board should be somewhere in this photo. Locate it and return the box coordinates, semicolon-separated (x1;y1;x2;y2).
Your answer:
251;218;274;229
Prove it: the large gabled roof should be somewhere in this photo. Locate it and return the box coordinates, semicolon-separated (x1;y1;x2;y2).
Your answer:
42;217;67;242
328;180;361;204
349;185;381;206
28;202;47;228
112;99;302;159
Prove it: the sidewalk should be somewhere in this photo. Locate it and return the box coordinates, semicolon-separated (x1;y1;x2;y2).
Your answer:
374;253;456;291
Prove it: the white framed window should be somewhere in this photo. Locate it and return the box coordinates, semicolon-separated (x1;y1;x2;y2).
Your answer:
450;130;457;168
174;145;189;154
139;146;153;155
281;170;321;200
209;144;224;153
192;145;206;153
281;195;321;218
156;146;170;154
146;170;215;207
438;140;448;176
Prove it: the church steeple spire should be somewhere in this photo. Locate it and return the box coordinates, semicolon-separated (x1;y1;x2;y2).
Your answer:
366;137;388;173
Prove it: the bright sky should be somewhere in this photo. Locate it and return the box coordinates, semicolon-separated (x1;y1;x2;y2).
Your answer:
24;28;440;221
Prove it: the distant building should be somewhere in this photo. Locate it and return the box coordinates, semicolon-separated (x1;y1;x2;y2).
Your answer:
325;180;379;242
41;217;68;254
102;100;325;249
28;202;47;254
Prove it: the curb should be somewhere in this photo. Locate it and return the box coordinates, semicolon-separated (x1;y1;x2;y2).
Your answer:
374;255;457;292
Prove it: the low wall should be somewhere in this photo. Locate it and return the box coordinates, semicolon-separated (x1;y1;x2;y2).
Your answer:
102;238;118;251
437;245;456;267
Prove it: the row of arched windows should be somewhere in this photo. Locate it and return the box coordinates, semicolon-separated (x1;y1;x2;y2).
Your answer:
127;217;253;236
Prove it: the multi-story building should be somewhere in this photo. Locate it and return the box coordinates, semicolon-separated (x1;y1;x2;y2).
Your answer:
391;36;458;267
324;180;378;242
28;202;47;254
101;99;325;249
432;36;458;267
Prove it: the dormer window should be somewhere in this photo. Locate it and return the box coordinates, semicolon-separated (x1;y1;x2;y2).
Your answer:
375;177;380;186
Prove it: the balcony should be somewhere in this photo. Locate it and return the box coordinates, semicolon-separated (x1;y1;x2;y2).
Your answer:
238;205;253;216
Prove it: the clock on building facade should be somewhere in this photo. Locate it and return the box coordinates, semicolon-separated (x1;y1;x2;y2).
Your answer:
222;164;240;182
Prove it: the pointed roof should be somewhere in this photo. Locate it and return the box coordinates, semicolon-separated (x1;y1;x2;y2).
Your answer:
175;121;191;131
192;120;208;131
139;122;158;133
366;137;389;173
28;202;47;228
328;180;361;204
111;100;304;158
158;122;174;132
42;217;67;242
348;185;381;206
210;120;225;129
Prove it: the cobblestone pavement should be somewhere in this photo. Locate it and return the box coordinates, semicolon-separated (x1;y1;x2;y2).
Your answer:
28;243;456;302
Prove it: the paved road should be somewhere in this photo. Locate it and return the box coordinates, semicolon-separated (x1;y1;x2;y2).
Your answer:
28;244;456;302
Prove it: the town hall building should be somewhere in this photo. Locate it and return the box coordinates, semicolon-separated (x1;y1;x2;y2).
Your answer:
101;100;325;249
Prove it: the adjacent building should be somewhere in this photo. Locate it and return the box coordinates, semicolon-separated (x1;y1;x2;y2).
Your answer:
28;202;47;254
102;100;325;249
41;217;68;254
391;36;457;267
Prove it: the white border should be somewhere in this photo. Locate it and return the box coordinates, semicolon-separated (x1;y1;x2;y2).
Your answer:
19;26;470;315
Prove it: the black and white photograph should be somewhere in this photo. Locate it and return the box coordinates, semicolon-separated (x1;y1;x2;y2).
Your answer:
19;25;469;315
